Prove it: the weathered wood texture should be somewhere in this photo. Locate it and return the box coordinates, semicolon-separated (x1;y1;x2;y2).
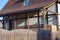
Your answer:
0;29;60;40
0;29;37;40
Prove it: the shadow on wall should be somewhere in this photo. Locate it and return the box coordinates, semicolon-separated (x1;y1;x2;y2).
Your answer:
37;29;51;40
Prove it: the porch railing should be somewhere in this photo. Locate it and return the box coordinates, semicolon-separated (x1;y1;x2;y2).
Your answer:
0;29;37;40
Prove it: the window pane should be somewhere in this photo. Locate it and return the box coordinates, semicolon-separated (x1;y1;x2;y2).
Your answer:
24;0;30;6
48;15;56;25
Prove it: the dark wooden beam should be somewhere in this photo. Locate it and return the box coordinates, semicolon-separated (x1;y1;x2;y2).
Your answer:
38;10;40;30
3;16;4;29
27;13;30;29
25;13;28;29
42;9;47;29
46;8;48;24
55;2;59;31
6;16;8;30
14;15;16;40
14;15;16;29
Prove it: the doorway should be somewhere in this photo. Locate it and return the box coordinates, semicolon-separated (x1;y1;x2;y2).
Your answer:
8;20;14;30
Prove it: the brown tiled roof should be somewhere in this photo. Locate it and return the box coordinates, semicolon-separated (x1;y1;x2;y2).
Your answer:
4;0;18;9
0;0;57;15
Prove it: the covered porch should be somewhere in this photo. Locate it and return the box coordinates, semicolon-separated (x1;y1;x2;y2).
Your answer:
0;5;58;31
0;0;60;40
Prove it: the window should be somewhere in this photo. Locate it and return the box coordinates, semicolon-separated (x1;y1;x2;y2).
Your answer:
48;15;56;25
23;0;30;6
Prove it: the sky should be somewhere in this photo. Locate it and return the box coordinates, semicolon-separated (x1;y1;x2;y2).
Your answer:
0;0;8;20
0;0;9;11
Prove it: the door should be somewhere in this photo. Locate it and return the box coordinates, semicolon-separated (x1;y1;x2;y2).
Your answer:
8;20;14;30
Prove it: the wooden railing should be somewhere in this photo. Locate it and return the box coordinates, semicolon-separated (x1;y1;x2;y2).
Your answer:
0;29;37;40
0;29;60;40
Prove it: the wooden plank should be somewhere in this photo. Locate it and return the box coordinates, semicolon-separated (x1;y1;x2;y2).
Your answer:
55;2;58;31
27;13;30;29
46;8;48;24
14;15;16;29
0;29;37;40
27;13;29;40
14;15;16;40
43;3;55;9
6;16;8;40
6;16;8;30
43;9;47;29
37;10;40;30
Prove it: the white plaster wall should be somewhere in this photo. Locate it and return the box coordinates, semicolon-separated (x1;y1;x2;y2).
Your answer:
58;4;60;30
16;18;38;27
48;4;56;14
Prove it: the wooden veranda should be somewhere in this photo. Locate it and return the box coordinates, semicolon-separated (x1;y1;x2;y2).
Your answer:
0;0;60;40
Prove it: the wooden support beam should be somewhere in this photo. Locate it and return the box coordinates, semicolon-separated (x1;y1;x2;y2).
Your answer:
25;13;30;40
3;16;4;29
6;16;8;30
27;13;30;29
43;9;47;29
55;2;59;31
43;2;55;9
46;13;48;24
38;10;40;30
14;15;16;40
41;5;59;31
14;15;16;29
41;9;59;15
25;13;28;29
46;8;48;24
5;16;8;40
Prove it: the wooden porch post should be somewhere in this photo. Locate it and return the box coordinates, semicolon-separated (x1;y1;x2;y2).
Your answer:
6;16;8;30
44;13;46;29
14;15;16;29
46;8;48;24
27;13;30;29
38;10;40;30
3;16;4;29
27;13;30;40
42;9;47;29
56;2;58;31
5;16;8;40
14;15;16;40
